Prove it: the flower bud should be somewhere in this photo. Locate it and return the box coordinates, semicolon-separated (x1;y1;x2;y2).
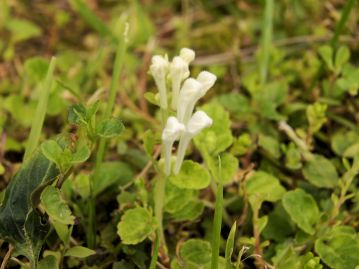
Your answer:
179;48;195;63
170;56;190;110
150;55;169;109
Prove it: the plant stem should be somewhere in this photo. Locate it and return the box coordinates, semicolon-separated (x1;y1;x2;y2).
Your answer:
24;57;56;162
211;157;223;269
259;0;273;85
154;174;166;248
149;230;160;269
87;22;128;248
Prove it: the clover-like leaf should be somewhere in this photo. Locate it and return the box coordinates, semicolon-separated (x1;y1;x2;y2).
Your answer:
96;118;124;138
169;160;210;190
117;207;156;245
180;239;212;266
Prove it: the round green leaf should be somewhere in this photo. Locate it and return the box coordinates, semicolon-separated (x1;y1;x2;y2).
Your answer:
303;155;338;188
207;153;238;184
180;239;212;266
117;207;156;245
96;118;124;138
282;189;320;235
169;160;210;190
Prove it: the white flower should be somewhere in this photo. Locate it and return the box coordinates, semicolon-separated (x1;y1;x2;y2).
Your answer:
186;111;213;136
150;55;169;109
174;111;213;174
179;48;195;63
162;117;185;175
176;78;202;123
196;71;217;96
170;56;190;110
180;71;217;124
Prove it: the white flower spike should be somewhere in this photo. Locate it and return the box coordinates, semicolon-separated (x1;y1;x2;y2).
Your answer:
150;55;169;109
176;78;202;123
170;56;190;110
162;117;185;175
179;48;195;63
174;111;213;174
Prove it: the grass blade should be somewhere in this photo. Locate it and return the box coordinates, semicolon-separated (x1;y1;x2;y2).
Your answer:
259;0;274;85
24;57;56;161
225;221;237;269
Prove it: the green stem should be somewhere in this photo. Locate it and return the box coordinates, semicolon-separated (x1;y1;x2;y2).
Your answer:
154;174;166;248
211;157;223;269
87;22;128;248
24;57;56;161
259;0;273;85
149;231;160;269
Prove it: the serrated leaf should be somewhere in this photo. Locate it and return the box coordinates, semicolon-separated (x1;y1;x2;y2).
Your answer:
318;45;334;70
169;160;210;190
180;239;212;266
171;199;204;222
96;118;124;138
282;189;320;235
303;155;338;188
71;144;91;163
40;185;74;225
64;246;95;258
38;255;58;269
117;207;156;245
0;150;60;267
207;152;238;184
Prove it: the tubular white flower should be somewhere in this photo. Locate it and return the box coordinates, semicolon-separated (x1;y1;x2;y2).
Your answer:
176;78;202;123
150;55;169;109
162;117;185;175
182;71;217;123
174;111;213;174
179;48;195;63
170;56;190;110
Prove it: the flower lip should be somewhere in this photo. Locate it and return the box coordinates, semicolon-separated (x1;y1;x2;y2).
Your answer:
186;111;213;136
177;78;203;122
162;116;185;141
196;71;217;94
179;48;195;63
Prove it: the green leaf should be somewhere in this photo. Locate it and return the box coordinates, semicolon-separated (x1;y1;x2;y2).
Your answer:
164;182;196;214
245;171;286;204
334;46;350;74
225;222;236;269
306;102;327;133
218;93;251;118
24;57;49;83
318;45;334;70
171;199;204;222
0;150;60;267
331;131;359;157
180;239;212;266
68;104;87;124
303;155;338;188
93;161;134;196
282;189;320;235
38;255;58;269
315;226;359;269
41;140;63;168
258;134;281;159
96;118;124;138
40;185;75;225
194;102;233;155
207;153;238;184
117;207;156;245
143;129;156;157
64;246;96;258
6;19;42;43
169;160;210;190
71;144;91;163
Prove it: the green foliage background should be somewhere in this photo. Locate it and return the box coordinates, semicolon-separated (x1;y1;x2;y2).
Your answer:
0;0;359;268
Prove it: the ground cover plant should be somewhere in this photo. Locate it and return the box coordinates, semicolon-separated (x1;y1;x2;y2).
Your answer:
0;0;359;268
